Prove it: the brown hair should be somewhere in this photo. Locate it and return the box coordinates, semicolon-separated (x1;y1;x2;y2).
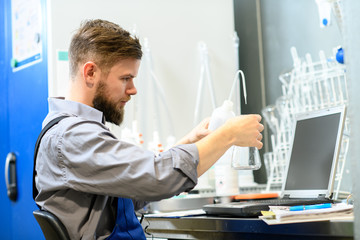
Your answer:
68;19;142;77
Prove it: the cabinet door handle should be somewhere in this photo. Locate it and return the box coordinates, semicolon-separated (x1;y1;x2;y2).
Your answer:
5;152;17;201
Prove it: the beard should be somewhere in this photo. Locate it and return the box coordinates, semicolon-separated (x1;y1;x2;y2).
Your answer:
93;80;124;125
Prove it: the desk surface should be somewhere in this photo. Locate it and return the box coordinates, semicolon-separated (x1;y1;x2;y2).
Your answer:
142;215;353;240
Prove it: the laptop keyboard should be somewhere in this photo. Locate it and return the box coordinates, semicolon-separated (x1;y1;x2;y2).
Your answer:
234;198;333;207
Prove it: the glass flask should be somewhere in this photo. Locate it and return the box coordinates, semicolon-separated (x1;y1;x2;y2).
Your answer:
231;146;262;170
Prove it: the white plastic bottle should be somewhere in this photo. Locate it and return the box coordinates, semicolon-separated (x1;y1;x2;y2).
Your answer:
208;100;239;196
208;100;236;131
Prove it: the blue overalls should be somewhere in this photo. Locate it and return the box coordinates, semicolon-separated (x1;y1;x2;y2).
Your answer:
107;198;146;240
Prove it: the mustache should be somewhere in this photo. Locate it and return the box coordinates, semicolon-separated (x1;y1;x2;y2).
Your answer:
122;96;131;102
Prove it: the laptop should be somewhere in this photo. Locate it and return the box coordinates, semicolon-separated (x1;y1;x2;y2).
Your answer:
203;105;347;217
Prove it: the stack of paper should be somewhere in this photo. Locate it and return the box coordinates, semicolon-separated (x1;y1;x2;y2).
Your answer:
260;203;353;225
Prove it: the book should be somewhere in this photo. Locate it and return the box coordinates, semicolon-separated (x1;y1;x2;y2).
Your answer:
260;203;353;225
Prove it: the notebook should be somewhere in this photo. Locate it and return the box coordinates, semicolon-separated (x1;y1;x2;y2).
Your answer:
203;105;347;217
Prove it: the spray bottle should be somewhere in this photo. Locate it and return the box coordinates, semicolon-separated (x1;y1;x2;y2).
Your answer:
208;100;240;196
208;70;261;196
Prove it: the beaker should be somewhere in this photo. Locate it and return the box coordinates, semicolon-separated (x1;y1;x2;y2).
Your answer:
261;105;280;134
263;152;274;179
231;146;261;170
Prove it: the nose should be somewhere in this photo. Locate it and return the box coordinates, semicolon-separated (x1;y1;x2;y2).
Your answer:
126;80;137;95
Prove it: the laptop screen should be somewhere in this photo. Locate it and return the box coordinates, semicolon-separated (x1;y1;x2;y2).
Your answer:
282;106;346;198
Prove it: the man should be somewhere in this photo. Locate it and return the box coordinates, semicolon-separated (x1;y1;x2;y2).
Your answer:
34;19;264;239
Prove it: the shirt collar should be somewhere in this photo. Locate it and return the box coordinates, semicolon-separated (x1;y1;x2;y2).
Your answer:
48;97;105;123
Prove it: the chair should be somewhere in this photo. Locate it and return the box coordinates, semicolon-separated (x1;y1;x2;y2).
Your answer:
33;210;70;240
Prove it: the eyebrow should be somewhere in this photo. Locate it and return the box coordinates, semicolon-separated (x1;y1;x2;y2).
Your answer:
120;74;135;78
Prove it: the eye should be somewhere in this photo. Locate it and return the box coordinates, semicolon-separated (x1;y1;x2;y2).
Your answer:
121;76;131;82
120;75;135;82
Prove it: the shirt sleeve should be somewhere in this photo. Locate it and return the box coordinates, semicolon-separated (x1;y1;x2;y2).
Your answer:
132;199;149;211
39;119;199;202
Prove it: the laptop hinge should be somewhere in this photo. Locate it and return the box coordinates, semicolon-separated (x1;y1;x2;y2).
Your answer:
283;194;291;199
318;194;328;200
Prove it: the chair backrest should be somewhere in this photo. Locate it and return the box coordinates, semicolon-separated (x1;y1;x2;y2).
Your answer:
33;210;70;240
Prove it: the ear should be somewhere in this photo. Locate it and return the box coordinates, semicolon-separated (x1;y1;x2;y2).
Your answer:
82;61;99;88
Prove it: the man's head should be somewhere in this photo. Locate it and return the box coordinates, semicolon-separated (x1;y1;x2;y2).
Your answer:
68;19;142;125
69;19;142;77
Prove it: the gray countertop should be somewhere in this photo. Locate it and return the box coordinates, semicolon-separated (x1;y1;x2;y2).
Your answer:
142;215;353;239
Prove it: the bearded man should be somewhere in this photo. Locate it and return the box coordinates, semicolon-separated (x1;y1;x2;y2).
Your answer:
34;19;264;240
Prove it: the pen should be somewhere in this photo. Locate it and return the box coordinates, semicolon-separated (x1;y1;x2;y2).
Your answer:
289;203;332;211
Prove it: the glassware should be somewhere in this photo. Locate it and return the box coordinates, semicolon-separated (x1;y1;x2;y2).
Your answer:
261;104;279;134
263;152;274;179
231;146;261;170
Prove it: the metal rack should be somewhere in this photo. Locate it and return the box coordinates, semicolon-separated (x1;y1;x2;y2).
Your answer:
262;47;349;196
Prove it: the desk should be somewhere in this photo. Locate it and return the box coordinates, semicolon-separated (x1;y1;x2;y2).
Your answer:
142;215;353;239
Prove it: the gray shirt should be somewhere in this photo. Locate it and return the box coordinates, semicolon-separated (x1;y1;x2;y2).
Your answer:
35;97;199;239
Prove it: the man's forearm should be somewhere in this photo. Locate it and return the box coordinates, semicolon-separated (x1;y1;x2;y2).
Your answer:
195;124;233;176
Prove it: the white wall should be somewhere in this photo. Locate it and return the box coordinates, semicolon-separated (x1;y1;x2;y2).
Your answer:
47;0;236;145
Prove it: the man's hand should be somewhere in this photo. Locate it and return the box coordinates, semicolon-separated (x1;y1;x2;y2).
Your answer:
176;117;212;145
195;114;264;176
223;114;264;149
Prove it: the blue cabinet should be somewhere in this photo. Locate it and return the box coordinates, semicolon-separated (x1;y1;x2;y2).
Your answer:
0;2;12;239
0;0;48;238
